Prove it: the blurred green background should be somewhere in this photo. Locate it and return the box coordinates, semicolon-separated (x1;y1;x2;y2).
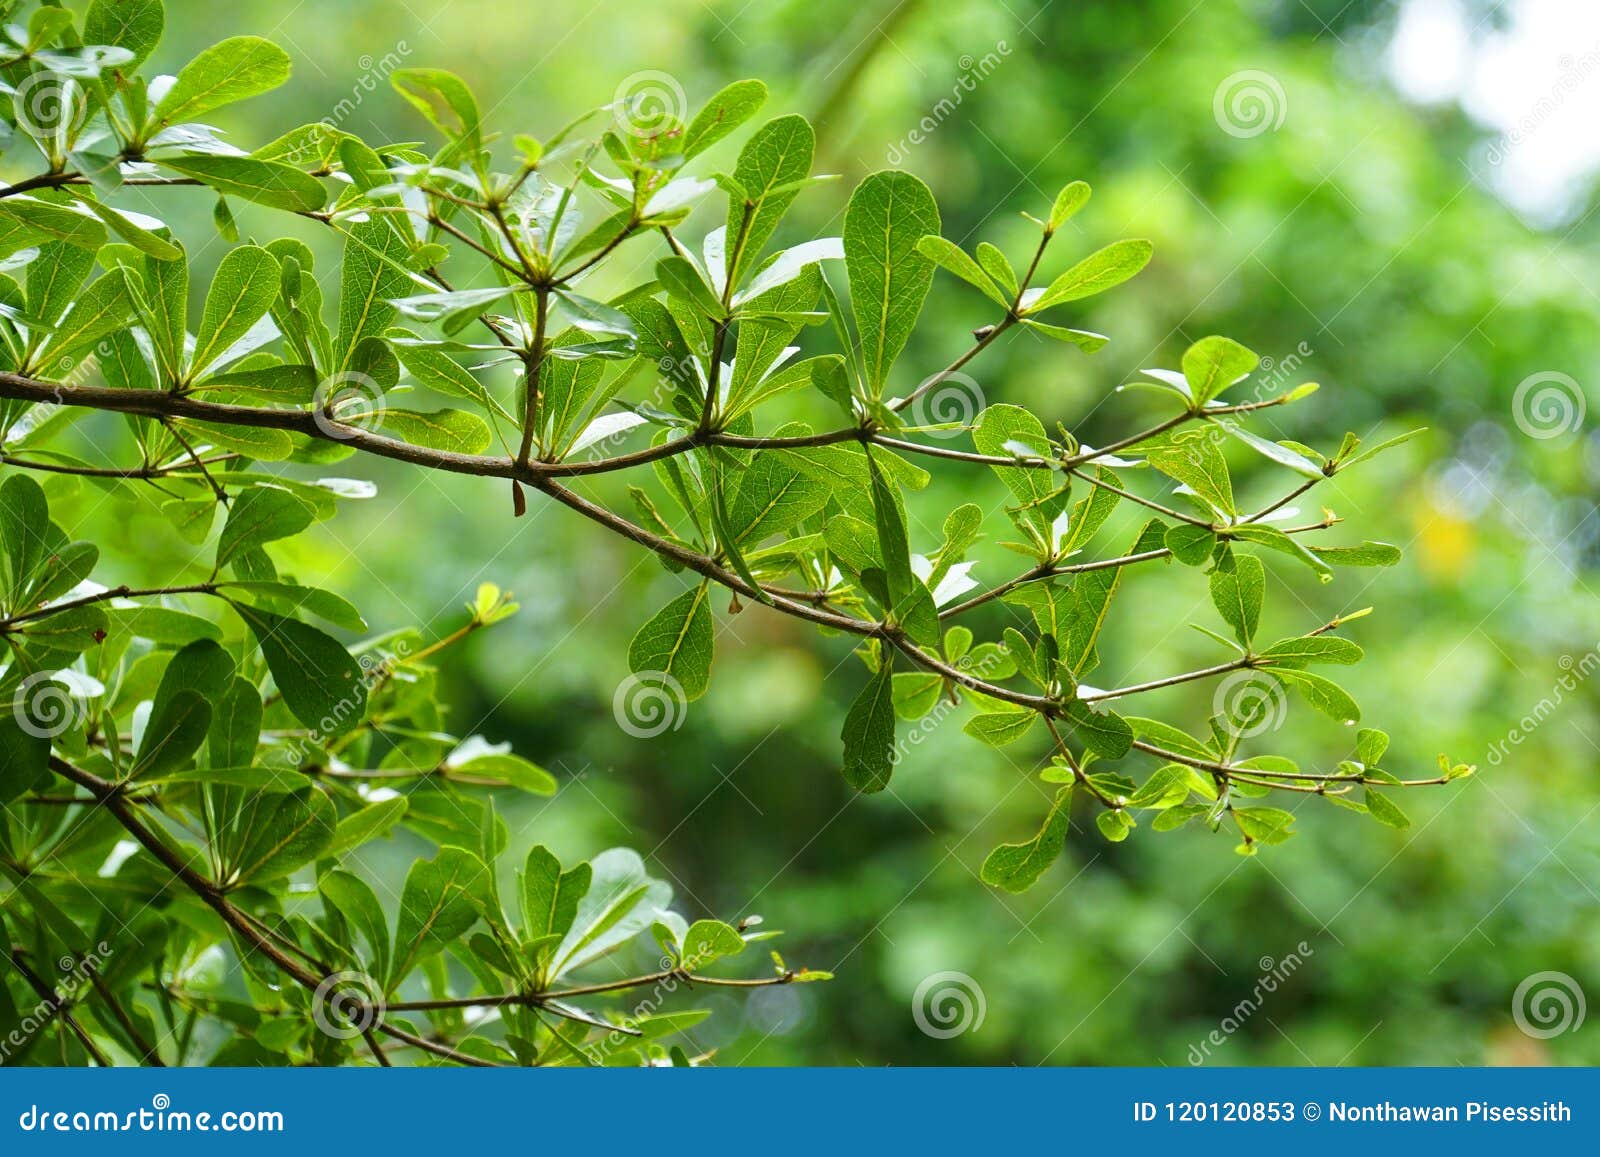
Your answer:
73;0;1600;1064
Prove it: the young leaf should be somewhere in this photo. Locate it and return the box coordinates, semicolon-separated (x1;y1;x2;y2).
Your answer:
1182;336;1258;406
844;170;940;396
1209;552;1264;647
627;583;714;701
981;786;1073;893
390;848;489;987
841;659;896;793
1026;239;1152;312
916;235;1008;307
154;36;292;125
232;604;368;737
215;486;314;572
156;156;327;214
683;78;767;159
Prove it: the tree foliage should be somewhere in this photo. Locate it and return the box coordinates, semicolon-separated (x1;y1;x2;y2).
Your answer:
0;0;1470;1065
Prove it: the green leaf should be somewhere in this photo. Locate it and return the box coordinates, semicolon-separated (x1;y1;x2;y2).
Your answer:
1063;698;1133;759
390;848;488;987
454;751;557;795
551;848;670;978
981;786;1073;893
389;286;516;335
215;485;314;572
1182;336;1258;405
1220;421;1323;478
1210;552;1264;647
321;869;391;980
376;408;492;454
654;255;725;322
1127;717;1216;763
728;114;815;286
155;36;291;125
208;677;261;769
157;155;327;214
840;659;896;793
1020;319;1109;353
189;246;281;375
84;0;165;70
104;604;221;645
680;919;746;968
891;672;944;720
1048;181;1091;231
683;78;767;159
1342;428;1426;469
324;798;409;862
390;69;481;154
627;583;714;701
0;198;108;250
916;235;1007;306
1364;788;1410;829
1310;541;1402;568
1026;239;1152;312
232;604;367;736
1165;523;1216;566
69;196;181;261
845;171;940;396
44;269;134;367
1357;727;1390;767
337;218;412;370
975;242;1016;296
1258;636;1363;667
221;581;366;632
1275;668;1360;724
1096;808;1135;842
964;709;1037;747
225;788;336;885
521;845;591;947
972;404;1064;529
1226;525;1332;581
131;688;211;779
1141;431;1234;516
